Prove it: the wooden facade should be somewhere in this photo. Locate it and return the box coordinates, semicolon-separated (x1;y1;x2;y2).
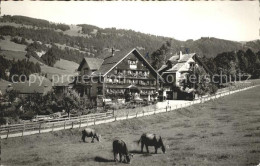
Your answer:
75;48;162;103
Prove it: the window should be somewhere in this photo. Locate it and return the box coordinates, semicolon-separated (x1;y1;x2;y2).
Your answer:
129;60;137;69
190;63;195;69
83;68;88;75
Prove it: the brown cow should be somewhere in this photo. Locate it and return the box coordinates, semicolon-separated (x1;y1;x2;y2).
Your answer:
81;128;101;143
113;139;133;163
138;133;166;154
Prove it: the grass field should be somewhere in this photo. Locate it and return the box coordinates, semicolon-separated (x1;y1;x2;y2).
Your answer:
2;86;260;166
0;36;27;52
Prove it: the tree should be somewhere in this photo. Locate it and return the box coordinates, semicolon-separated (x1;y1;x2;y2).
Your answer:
59;90;80;118
181;65;217;97
151;42;171;70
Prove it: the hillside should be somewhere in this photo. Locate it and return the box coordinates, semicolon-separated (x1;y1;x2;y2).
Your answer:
0;15;260;83
1;15;259;62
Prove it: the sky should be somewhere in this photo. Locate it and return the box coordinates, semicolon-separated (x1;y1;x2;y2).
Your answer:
1;1;259;42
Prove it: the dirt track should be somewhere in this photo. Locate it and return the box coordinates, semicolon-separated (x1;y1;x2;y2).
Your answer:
2;86;260;166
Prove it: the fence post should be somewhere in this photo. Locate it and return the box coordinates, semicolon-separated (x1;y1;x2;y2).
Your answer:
166;106;167;112
6;129;9;139
64;120;66;129
136;112;138;118
94;118;96;125
71;122;74;129
22;123;25;136
143;111;144;116
39;123;41;134
79;118;82;128
126;113;128;119
115;116;117;121
113;108;115;117
52;123;54;132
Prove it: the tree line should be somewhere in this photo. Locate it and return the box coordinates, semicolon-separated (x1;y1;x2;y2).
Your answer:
1;15;70;31
0;24;168;63
0;55;41;82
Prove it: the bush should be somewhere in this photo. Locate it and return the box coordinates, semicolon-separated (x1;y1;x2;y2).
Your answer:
209;83;218;94
20;110;35;120
0;35;5;40
0;117;7;125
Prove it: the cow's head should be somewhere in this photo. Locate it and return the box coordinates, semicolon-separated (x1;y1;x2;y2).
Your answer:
125;154;134;164
159;137;166;153
96;134;101;142
161;145;166;153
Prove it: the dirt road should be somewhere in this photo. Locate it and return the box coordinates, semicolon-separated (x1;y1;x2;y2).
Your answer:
2;86;260;166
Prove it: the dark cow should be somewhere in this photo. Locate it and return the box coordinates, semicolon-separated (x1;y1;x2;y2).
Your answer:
138;133;166;154
113;139;133;163
81;128;101;143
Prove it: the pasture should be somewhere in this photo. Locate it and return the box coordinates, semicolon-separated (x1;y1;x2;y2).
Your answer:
2;86;260;166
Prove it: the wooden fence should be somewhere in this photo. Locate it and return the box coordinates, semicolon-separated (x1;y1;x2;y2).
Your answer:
0;81;258;139
0;112;114;139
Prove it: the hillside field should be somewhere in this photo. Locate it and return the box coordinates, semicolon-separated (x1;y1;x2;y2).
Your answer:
2;86;260;166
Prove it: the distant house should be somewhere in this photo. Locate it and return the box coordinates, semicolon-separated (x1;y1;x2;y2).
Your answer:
158;51;212;100
12;75;52;97
52;75;75;97
75;48;163;104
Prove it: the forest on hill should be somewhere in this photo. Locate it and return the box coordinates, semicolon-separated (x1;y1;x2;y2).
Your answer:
0;15;260;82
1;15;260;64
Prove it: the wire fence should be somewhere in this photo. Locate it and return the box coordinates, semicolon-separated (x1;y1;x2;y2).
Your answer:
0;81;259;139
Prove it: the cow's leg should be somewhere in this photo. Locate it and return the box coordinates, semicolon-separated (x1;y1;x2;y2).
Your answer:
91;137;94;143
82;135;85;142
154;146;158;154
114;152;118;162
119;153;122;162
141;143;144;153
146;145;149;153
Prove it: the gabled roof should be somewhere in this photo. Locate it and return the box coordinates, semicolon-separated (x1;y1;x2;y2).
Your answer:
161;53;213;75
90;48;164;82
163;53;196;73
77;57;104;71
92;48;134;76
12;75;52;94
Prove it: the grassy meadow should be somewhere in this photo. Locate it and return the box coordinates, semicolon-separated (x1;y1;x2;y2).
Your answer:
2;86;260;166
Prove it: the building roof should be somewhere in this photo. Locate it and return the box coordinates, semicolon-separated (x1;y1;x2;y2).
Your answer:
77;57;104;71
92;48;134;76
12;75;52;94
161;53;213;75
158;64;168;73
0;79;11;95
162;53;196;73
78;48;164;82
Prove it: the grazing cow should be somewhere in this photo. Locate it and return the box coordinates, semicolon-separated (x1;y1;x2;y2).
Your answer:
113;139;133;163
138;133;166;154
81;128;101;143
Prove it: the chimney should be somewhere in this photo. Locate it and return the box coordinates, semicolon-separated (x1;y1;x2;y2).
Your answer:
179;51;183;60
111;47;115;56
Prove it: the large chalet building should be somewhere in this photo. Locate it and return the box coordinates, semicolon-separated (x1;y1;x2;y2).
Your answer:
75;48;163;104
158;51;212;100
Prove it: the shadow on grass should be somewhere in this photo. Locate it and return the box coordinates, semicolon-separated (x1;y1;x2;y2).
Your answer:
94;156;114;163
129;150;143;154
129;150;153;157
